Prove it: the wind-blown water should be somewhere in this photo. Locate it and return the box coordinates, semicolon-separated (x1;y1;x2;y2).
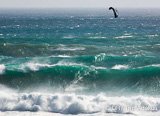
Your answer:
0;9;160;116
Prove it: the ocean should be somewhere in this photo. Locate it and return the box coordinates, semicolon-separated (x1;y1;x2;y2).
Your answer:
0;8;160;116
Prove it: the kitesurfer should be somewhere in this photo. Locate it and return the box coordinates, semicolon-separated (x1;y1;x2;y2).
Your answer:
109;7;118;18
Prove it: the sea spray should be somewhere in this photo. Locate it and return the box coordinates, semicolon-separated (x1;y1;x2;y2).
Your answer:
0;64;5;74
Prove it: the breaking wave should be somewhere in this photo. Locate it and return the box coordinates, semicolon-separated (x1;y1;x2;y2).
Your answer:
0;89;159;114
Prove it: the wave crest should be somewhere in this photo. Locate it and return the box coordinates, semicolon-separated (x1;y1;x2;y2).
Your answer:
0;64;5;74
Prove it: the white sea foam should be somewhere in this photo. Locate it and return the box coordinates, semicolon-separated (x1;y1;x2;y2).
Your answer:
18;55;107;72
94;53;106;62
124;33;132;36
56;61;86;67
137;64;160;69
146;34;158;37
56;47;85;51
49;55;72;58
150;64;160;67
115;35;133;39
0;89;159;115
0;64;5;74
20;62;51;71
20;61;87;72
89;36;107;39
112;65;129;70
63;35;76;39
90;65;106;70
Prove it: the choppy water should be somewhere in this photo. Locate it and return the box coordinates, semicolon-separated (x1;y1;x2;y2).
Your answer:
0;9;160;115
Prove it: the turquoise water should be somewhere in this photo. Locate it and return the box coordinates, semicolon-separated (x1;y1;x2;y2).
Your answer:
0;9;160;95
1;9;160;115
